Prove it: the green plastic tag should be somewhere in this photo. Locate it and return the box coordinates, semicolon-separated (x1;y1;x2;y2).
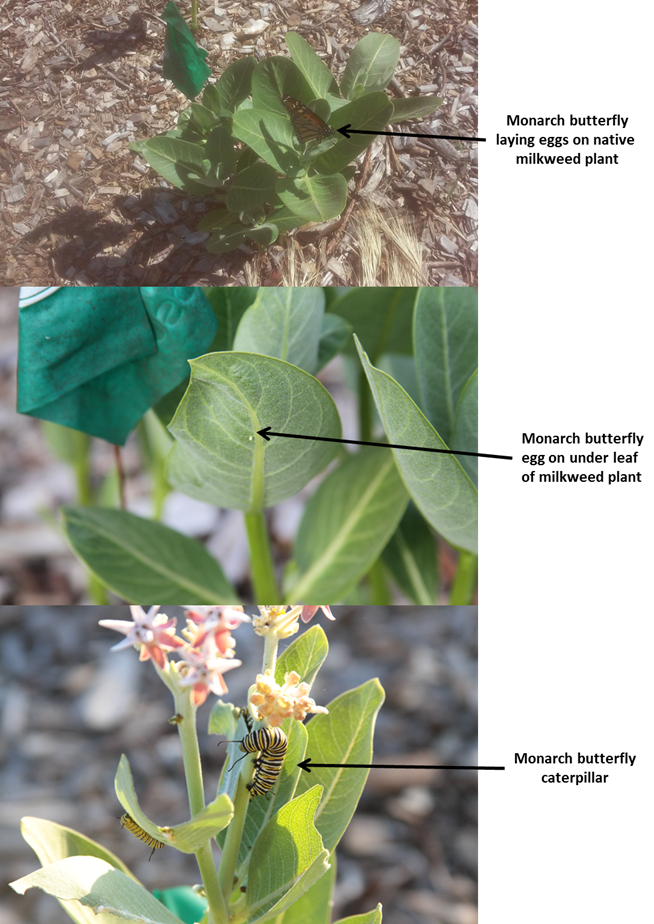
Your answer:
162;1;211;100
17;287;218;445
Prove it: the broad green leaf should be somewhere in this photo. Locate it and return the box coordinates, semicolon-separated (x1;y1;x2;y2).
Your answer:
197;209;235;232
131;136;219;195
205;225;250;253
205;126;237;181
340;34;400;98
202;288;260;351
227;161;278;212
116;754;233;854
232;109;299;173
451;369;478;486
233;289;324;374
355;338;478;554
276;174;347;222
215;57;257;110
285;33;340;99
166;352;341;511
208;699;240;736
327;288;418;360
189;102;220;132
388;95;443;122
276;851;336;924
61;506;238;604
413;288;478;445
245;786;329;924
115;753;169;846
166;796;233;852
334;906;383;924
290;448;409;602
266;206;306;233
312;93;393;175
296;679;385;853
275;625;329;688
19;817;139;924
10;856;184;924
247;224;279;247
381;503;438;604
317;314;352;370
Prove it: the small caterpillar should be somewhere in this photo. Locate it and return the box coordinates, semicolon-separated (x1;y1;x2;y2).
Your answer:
119;813;165;860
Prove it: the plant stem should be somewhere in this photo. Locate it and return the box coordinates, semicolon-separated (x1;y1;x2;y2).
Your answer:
217;771;252;908
175;692;228;924
244;510;279;602
191;0;198;32
368;558;391;604
449;551;478;604
262;632;279;676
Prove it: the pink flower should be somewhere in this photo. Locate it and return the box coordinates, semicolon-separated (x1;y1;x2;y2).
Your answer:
99;605;184;669
300;606;334;623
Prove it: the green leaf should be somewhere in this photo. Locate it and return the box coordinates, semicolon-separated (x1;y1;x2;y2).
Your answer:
275;625;329;687
10;856;185;924
247;223;279;247
60;506;239;603
115;753;169;846
290;448;409;602
381;503;438;604
214;57;256;111
296;679;385;852
276;851;337;924
116;754;233;854
312;93;393;175
205;126;237;182
166;352;342;511
133;136;220;195
276;173;348;222
189;102;220;132
265;206;306;233
227;161;279;211
233;289;324;374
232;109;300;173
451;369;478;486
21;816;136;879
388;95;443;122
19;816;136;924
355;338;478;554
202;288;260;351
334;906;383;924
245;786;329;923
413;288;478;445
285;33;340;99
340;34;400;98
205;225;250;253
326;288;417;360
317;314;353;370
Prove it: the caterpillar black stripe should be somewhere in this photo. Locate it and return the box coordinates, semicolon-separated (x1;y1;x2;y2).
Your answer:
119;813;165;860
226;721;288;800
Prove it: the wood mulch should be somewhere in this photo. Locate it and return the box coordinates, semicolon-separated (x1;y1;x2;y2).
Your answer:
0;0;478;286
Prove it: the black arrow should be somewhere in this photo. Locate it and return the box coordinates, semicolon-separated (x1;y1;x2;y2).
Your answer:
257;427;512;461
337;124;485;142
298;757;504;772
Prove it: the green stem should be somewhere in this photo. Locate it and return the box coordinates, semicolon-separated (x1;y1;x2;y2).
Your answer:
218;771;252;907
191;0;198;32
449;551;478;604
175;692;228;924
262;633;279;676
244;510;279;602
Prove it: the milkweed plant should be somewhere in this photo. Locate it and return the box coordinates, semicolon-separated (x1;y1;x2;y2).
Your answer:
55;287;478;607
130;12;443;254
10;604;385;924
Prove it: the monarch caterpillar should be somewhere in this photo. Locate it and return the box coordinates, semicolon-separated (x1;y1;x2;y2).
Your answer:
119;813;165;860
281;95;334;145
221;712;288;800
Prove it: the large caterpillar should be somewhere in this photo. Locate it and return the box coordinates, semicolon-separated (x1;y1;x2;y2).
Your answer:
223;709;288;800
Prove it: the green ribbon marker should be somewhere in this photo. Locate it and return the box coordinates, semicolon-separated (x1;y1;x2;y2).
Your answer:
17;287;218;445
162;0;211;100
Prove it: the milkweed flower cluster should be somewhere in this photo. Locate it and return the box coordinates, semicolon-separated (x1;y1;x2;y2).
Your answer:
99;604;249;705
250;669;329;727
100;604;334;709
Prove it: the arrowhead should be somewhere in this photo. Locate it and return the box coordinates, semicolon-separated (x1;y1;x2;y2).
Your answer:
257;427;272;441
298;758;312;772
337;124;352;138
